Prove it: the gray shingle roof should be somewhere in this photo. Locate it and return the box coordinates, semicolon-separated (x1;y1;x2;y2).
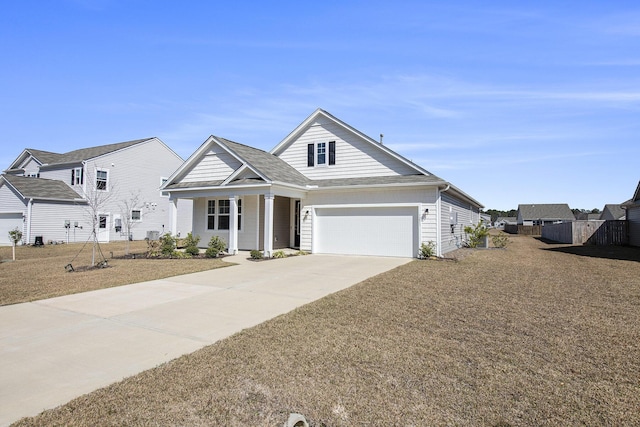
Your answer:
165;180;226;190
310;175;443;188
517;204;574;220
2;174;83;201
219;137;310;186
601;204;625;220
29;138;153;166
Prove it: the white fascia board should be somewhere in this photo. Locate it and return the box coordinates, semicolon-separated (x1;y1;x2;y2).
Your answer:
309;181;448;192
222;163;270;185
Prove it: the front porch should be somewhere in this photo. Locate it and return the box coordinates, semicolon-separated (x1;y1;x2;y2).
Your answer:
170;192;302;257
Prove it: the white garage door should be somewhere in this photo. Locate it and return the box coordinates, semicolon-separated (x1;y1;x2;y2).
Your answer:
0;213;24;245
314;206;418;257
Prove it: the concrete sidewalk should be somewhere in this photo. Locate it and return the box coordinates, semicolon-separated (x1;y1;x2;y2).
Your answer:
0;252;411;426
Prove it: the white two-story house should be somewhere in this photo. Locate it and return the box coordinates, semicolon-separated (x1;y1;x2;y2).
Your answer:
162;109;483;258
0;138;192;245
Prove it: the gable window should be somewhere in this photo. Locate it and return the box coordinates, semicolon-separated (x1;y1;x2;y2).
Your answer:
131;210;141;221
96;169;108;191
307;141;336;167
71;167;83;185
317;142;326;165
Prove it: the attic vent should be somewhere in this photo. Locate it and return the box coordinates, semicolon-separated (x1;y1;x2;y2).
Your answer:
379;133;384;144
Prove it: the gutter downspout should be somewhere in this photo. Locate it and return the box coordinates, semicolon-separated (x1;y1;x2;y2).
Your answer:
436;184;451;257
26;198;33;244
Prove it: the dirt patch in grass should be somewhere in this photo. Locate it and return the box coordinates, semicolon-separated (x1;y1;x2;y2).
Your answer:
12;236;640;426
0;241;228;306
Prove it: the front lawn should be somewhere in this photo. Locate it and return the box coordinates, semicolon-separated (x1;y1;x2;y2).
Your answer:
0;241;228;306
12;235;640;426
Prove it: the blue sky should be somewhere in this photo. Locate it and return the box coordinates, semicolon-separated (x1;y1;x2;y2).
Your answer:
1;1;639;211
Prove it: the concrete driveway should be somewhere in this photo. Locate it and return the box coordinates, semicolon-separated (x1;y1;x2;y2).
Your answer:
0;252;411;426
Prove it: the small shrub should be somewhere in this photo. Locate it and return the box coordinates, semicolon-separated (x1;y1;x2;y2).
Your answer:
492;232;510;248
464;221;489;248
272;250;286;259
159;233;177;256
184;245;201;256
182;232;200;248
418;241;436;259
295;250;309;256
205;236;226;258
172;250;192;259
250;250;264;260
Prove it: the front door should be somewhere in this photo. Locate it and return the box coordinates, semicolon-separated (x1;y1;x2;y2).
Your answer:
97;213;110;242
294;200;301;248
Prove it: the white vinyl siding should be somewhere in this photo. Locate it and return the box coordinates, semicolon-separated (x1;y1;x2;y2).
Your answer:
0;213;24;245
277;118;418;179
182;148;242;183
28;201;93;244
0;183;27;211
439;192;479;254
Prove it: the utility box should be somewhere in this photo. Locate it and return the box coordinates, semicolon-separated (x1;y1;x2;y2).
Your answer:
146;230;159;240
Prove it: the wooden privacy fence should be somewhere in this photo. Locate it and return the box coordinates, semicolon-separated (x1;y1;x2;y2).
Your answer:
541;220;628;246
587;220;628;246
504;224;542;235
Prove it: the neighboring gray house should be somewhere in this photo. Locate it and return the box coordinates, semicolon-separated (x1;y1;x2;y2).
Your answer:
162;109;484;258
624;181;640;247
516;203;574;226
599;204;626;221
0;138;192;245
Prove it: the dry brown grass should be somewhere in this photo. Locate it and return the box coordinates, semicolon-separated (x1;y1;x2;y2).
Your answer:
0;241;227;306
12;236;640;426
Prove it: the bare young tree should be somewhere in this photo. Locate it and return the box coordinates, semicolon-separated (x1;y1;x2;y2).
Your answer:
119;191;146;255
77;168;115;266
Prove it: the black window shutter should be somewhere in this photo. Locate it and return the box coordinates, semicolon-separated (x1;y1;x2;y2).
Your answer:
329;141;336;165
71;169;75;185
307;143;314;167
80;168;84;184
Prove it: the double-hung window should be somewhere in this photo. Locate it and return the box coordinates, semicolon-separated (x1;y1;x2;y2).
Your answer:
96;169;108;191
207;200;216;230
218;200;230;230
72;167;83;185
131;210;141;221
307;141;336;167
207;198;242;230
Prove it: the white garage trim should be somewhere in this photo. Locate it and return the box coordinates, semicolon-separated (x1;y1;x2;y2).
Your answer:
0;212;25;245
312;203;420;258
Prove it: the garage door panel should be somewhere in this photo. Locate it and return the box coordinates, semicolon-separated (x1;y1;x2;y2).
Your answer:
315;207;417;257
0;213;24;245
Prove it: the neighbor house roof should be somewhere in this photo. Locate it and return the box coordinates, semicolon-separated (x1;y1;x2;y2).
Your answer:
600;204;625;220
6;138;155;172
517;203;574;221
0;174;84;202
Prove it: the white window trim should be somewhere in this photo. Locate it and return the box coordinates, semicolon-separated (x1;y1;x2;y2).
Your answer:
95;168;109;191
73;167;83;185
316;141;327;166
206;198;243;231
160;177;169;197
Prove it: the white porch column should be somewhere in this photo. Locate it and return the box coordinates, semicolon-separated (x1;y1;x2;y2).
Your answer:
263;194;274;257
170;198;178;236
228;196;238;254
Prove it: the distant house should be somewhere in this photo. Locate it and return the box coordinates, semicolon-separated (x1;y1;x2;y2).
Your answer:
162;109;484;258
495;216;517;228
0;138;192;245
599;204;626;221
575;212;601;221
516;204;574;226
624;182;640;247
